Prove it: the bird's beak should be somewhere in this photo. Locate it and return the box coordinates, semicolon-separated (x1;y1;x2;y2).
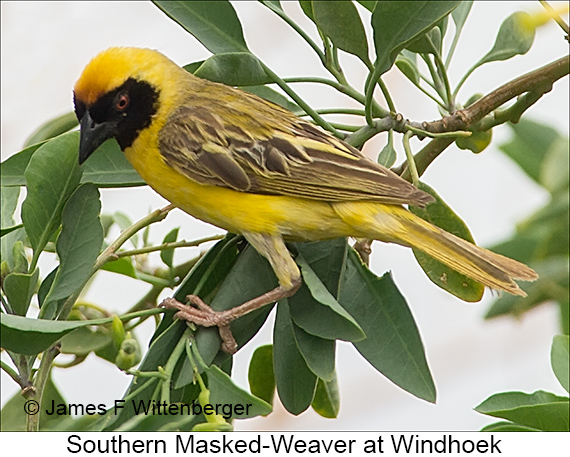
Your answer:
78;111;117;164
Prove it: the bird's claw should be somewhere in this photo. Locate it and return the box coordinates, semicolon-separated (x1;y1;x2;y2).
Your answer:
161;296;237;354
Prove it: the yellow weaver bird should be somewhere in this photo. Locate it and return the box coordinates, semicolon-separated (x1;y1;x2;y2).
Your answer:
74;47;537;353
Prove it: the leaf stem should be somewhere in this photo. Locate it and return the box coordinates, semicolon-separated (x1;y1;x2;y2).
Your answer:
282;77;388;117
539;0;569;35
445;25;462;68
377;78;396;113
261;2;327;65
453;63;477;98
113;235;223;259
94;205;173;272
406;124;471;139
26;345;59;431
345;117;395;149
262;64;341;137
159;328;192;403
403;131;420;187
433;51;455;112
1;360;22;388
53;205;174;321
422;54;446;101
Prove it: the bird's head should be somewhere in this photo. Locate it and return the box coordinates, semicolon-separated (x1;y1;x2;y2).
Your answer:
74;47;176;163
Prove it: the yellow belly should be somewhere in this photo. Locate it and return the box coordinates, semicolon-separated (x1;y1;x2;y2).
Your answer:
124;137;356;240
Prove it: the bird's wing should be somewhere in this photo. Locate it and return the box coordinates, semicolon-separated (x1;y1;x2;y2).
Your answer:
158;98;432;206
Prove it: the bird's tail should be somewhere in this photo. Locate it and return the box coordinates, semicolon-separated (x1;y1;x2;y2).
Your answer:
334;202;538;297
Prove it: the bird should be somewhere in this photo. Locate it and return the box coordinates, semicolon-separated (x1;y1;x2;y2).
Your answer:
74;47;537;353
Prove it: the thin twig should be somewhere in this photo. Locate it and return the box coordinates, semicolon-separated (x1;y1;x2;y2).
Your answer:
539;0;570;35
403;131;420;187
394;55;569;179
94;205;174;272
112;234;223;259
423;55;569;133
262;64;340;137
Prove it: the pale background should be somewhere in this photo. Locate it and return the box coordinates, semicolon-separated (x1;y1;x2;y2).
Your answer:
1;1;568;430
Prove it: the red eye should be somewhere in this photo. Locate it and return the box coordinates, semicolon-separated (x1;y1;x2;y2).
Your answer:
116;94;129;111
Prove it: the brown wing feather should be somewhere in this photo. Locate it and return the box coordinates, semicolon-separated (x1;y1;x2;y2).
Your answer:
158;88;433;207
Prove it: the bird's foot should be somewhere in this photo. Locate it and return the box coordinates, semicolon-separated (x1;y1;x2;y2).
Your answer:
161;295;237;354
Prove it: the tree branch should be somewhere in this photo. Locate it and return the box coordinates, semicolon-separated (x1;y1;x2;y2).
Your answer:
394;55;569;179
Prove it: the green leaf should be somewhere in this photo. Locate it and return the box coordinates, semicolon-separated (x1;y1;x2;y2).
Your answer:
540;137;569;195
153;1;249;53
160;227;179;269
0;313;113;355
455;128;493;154
1;374;67;431
475;390;570;432
2;269;39;316
475;12;535;68
80;138;145;187
193;52;271;86
206;364;272;418
292;322;336;381
339;249;436;403
406;25;442;55
1;186;20;228
560;299;569;336
356;1;377;13
311;375;340;418
60;326;113;356
248;344;275;407
38;267;58;309
113;212;138;248
409;182;484;301
104;323;186;430
312;1;370;64
1;188;25;272
0;224;22;238
195;243;278;365
183;60;205;75
450;1;473;35
2;134;143;188
370;1;459;77
21;132;83;260
289;253;365;341
24;112;78;147
41;184;103;318
173;234;240;303
273;300;318;415
500;118;562;186
10;241;28;274
259;1;283;13
160;234;240;370
295;238;348;294
100;256;138;279
552;335;570;394
481;421;540;432
299;0;315;22
437;15;449;39
0;142;45;187
395;50;420;85
112;333;141;370
377;132;397;167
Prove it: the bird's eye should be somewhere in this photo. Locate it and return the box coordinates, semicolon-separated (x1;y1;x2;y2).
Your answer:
116;94;129;111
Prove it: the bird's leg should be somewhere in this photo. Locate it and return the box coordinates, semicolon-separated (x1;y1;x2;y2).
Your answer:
161;233;301;354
